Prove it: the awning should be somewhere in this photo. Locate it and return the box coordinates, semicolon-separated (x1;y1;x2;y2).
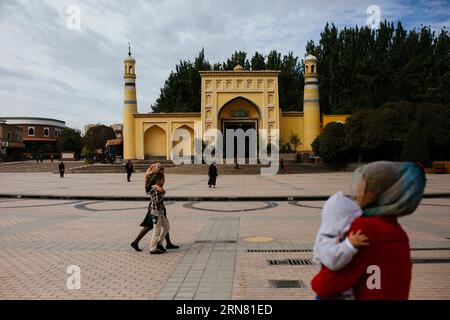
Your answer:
106;139;123;147
1;142;25;149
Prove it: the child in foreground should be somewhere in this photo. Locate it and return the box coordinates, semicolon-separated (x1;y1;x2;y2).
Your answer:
313;191;369;299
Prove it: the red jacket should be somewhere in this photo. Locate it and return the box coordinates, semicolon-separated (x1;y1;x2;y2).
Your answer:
311;216;412;300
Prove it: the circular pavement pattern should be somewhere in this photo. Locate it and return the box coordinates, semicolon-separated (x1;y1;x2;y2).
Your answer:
183;201;278;213
74;201;175;212
288;201;323;209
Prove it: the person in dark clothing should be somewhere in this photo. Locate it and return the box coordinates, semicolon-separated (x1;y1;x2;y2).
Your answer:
208;163;218;188
58;161;65;178
125;160;134;182
279;158;285;174
131;163;179;252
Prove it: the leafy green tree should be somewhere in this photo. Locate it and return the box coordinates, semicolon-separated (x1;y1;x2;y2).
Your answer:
401;123;430;166
345;109;370;161
83;125;116;153
345;101;450;162
311;136;320;156
152;48;211;113
80;146;95;161
223;51;250;70
307;22;450;114
58;128;83;156
315;122;348;164
151;22;450;116
266;50;282;70
279;52;303;111
250;52;266;70
289;132;301;152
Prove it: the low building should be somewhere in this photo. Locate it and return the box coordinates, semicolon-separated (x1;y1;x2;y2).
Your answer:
105;138;123;162
111;123;123;138
84;124;96;134
2;117;66;159
0;122;25;161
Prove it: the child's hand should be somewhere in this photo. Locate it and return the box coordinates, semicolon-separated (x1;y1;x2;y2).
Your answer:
154;185;165;194
348;229;370;248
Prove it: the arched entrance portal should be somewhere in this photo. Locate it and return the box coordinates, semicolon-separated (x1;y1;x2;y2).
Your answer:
144;125;167;159
172;124;195;159
218;97;261;161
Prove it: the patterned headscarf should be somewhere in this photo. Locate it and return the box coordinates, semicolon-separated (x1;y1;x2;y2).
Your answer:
351;161;426;217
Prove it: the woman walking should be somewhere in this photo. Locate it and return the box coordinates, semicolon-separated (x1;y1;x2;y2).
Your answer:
311;161;426;300
208;162;218;188
130;163;179;251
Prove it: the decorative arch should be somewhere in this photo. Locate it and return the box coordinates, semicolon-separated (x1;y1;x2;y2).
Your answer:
218;96;263;118
144;125;167;157
172;124;195;157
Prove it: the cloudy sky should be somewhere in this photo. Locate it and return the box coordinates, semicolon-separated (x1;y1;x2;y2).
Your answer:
0;0;448;130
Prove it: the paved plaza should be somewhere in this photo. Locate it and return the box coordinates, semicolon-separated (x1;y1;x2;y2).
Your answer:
1;172;449;198
0;194;449;300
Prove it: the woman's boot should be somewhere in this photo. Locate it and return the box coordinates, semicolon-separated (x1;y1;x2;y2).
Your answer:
165;232;179;249
131;227;151;251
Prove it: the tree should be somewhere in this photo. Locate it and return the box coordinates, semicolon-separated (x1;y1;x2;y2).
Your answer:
223;51;250;70
289;132;301;152
345;109;371;161
151;22;450;115
315;122;348;164
80;146;93;159
401;123;430;166
344;101;450;162
152;48;211;113
311;136;320;156
266;50;282;70
251;52;266;70
307;22;450;114
279;52;303;111
83;125;116;154
58;128;83;156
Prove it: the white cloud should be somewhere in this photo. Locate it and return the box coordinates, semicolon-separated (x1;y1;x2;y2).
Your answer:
0;0;447;129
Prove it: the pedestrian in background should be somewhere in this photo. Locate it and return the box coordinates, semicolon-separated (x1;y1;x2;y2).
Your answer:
58;161;65;178
279;158;285;174
125;160;134;182
208;162;218;188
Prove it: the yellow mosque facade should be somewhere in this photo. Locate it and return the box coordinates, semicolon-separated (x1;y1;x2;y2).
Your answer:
122;50;348;160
